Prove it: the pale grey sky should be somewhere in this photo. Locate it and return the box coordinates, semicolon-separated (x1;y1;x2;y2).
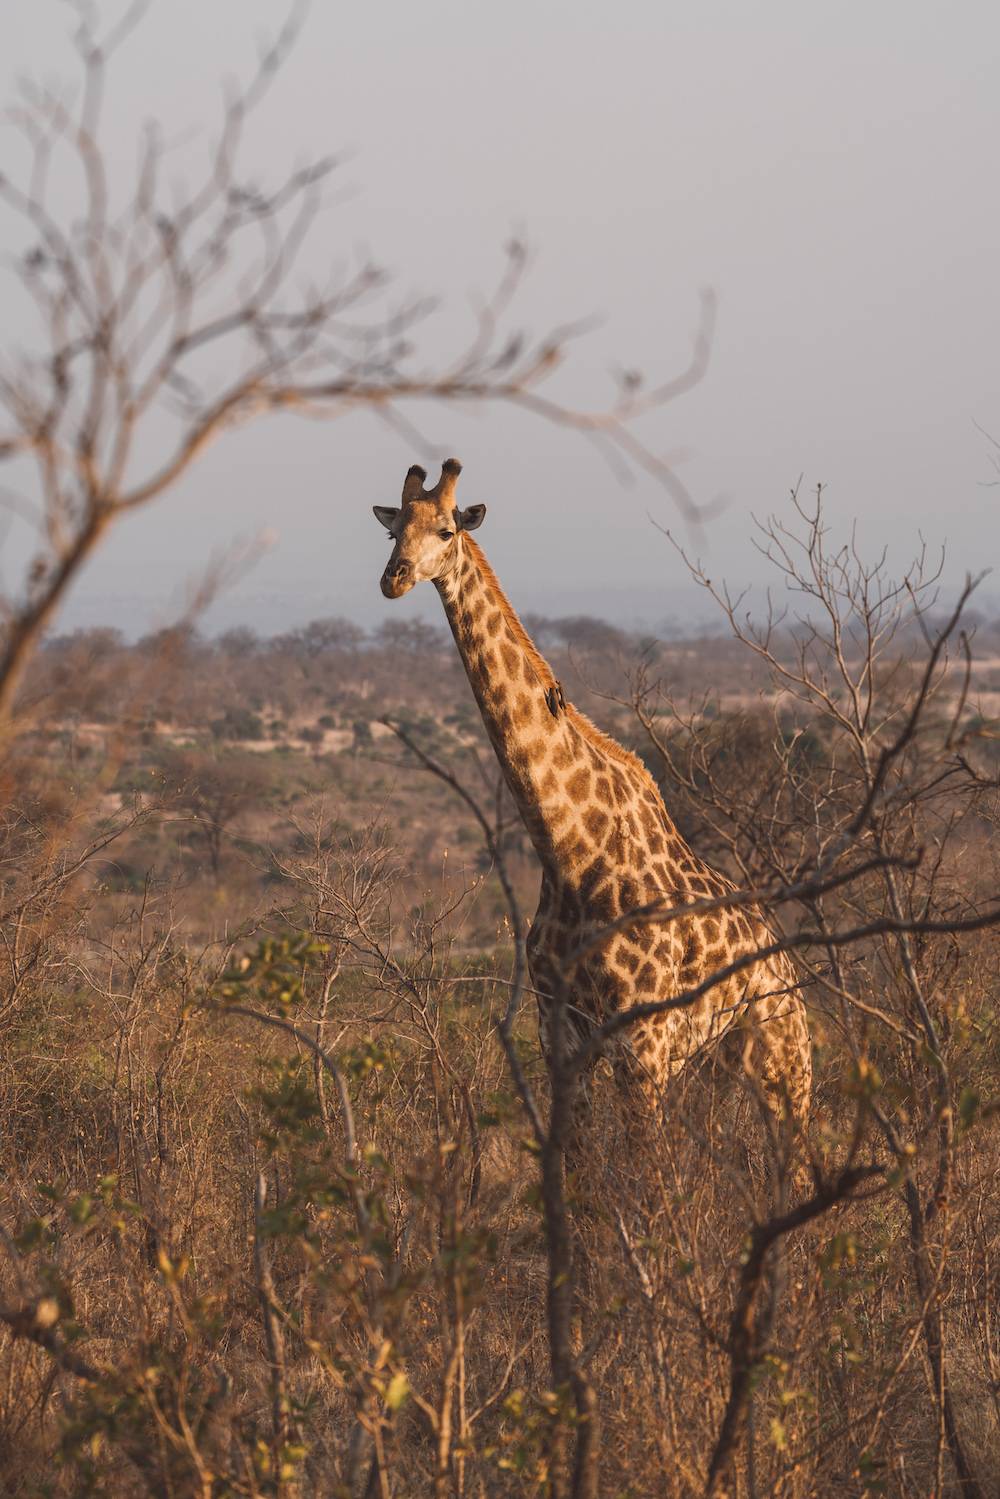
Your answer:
3;1;999;634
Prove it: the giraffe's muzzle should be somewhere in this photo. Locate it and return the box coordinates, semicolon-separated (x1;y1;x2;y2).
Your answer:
381;558;413;599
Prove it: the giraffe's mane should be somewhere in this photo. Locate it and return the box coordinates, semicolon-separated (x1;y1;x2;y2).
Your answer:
463;537;663;799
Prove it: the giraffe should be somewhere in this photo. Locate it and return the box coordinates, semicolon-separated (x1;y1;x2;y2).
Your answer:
374;458;812;1148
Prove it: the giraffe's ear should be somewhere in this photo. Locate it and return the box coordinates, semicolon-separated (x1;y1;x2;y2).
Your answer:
373;505;399;531
457;504;486;532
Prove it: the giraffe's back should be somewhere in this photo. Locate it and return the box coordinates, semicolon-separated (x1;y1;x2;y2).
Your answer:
527;728;810;1105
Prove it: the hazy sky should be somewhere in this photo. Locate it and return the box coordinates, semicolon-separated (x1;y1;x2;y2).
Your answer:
3;1;999;635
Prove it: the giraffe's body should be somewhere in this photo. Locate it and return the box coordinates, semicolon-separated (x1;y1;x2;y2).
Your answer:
375;460;811;1129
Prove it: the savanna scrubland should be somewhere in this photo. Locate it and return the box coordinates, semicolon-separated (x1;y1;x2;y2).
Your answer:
3;495;1000;1496
2;6;1000;1494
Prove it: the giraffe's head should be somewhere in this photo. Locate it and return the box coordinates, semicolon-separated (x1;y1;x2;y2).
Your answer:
375;458;486;599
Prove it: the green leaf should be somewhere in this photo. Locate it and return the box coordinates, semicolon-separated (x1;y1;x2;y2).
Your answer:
69;1194;94;1226
385;1371;410;1411
958;1087;980;1130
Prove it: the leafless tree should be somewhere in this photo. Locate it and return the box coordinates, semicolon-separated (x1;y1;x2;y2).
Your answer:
163;745;271;878
0;0;713;727
613;488;1000;1495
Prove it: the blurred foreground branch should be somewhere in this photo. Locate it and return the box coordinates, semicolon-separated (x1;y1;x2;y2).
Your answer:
0;0;713;725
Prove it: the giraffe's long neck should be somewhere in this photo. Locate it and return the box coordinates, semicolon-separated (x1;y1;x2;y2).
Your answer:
436;537;582;871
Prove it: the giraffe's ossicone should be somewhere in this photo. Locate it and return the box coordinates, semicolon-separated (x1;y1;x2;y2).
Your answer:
374;459;812;1139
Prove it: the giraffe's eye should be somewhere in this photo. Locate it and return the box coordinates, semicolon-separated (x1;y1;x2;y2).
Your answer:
438;529;454;540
